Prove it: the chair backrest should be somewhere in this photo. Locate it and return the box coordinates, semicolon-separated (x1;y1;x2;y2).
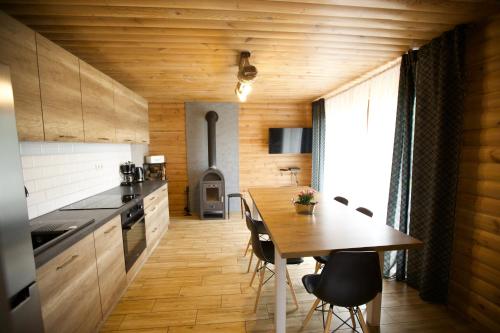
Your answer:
356;207;373;218
242;197;252;217
334;196;349;206
314;251;382;307
244;211;271;262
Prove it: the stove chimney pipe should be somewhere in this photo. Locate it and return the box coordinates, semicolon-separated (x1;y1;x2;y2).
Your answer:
205;111;218;168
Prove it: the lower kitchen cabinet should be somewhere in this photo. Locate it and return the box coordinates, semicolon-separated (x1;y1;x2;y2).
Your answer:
36;233;102;333
145;184;169;252
36;184;168;332
93;216;126;317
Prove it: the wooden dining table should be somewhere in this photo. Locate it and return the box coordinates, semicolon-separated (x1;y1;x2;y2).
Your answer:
248;186;422;333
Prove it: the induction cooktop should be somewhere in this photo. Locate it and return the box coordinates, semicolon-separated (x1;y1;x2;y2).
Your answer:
60;194;140;210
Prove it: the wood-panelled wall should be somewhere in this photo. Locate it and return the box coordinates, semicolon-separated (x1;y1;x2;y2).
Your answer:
239;103;312;191
448;15;500;333
148;103;188;216
148;102;312;215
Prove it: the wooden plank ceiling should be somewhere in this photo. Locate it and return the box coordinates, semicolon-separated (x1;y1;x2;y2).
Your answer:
1;1;498;103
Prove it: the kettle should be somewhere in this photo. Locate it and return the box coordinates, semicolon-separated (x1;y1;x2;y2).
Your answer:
134;166;145;183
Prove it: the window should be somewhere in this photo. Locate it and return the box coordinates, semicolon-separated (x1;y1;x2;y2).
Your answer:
323;65;400;222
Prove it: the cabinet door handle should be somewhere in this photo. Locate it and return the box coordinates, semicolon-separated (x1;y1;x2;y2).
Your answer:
58;135;76;139
149;196;156;202
162;188;167;192
141;140;148;143
124;139;133;142
152;227;158;233
56;255;79;271
149;205;157;214
98;137;110;141
104;225;117;234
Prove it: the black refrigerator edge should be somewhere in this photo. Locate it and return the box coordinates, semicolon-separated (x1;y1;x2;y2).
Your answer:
0;62;44;332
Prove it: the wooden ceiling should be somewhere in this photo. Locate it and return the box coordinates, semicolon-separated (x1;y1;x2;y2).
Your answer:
1;1;498;103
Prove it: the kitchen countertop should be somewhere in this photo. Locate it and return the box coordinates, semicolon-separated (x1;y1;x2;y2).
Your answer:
30;180;167;268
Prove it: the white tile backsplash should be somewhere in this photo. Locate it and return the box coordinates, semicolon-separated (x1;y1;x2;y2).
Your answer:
20;142;134;219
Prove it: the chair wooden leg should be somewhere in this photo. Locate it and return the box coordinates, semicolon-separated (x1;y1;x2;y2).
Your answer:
286;268;299;309
323;306;333;333
357;307;369;333
349;307;356;329
302;298;320;329
314;261;322;274
246;251;254;273
244;237;251;256
254;263;266;312
250;259;261;286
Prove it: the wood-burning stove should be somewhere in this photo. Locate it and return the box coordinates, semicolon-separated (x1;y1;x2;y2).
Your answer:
199;111;226;219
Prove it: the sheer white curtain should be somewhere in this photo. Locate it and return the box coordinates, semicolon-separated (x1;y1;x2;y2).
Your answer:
323;65;400;222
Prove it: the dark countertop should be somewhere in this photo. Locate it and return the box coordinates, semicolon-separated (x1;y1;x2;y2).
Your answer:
30;180;167;268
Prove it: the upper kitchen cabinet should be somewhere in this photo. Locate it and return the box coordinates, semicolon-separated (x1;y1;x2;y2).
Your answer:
0;12;44;141
113;82;136;143
135;96;150;144
114;82;138;143
79;60;116;143
36;33;84;142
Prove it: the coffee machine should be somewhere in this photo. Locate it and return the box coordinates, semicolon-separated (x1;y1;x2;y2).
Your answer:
144;155;167;181
119;162;135;186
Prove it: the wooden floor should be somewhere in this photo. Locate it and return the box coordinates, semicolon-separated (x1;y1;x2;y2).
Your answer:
101;216;475;333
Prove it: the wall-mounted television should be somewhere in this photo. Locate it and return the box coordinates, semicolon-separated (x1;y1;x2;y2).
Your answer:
268;128;313;154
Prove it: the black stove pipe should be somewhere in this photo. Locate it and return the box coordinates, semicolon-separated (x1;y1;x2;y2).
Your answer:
205;111;218;168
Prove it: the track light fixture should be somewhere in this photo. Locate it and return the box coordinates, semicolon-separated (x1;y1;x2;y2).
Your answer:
235;51;257;102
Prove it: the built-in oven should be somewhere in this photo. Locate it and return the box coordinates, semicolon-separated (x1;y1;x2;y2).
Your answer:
121;200;146;272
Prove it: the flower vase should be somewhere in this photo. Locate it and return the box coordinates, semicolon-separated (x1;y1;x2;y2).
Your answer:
294;202;316;215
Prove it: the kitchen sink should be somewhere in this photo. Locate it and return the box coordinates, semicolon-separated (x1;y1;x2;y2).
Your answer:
31;229;69;251
30;219;94;255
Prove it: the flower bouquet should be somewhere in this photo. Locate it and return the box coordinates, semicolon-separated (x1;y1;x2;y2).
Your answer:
294;189;317;215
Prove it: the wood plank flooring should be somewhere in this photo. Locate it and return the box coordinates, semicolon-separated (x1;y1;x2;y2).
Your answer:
101;216;476;333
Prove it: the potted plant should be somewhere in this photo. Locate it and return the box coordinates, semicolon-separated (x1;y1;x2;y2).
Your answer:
294;189;317;215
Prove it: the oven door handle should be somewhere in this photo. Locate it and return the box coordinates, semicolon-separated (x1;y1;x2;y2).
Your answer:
123;215;145;230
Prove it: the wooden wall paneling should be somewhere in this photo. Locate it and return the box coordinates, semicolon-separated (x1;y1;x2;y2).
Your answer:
239;103;312;191
148;103;188;216
1;2;497;103
36;32;84;142
449;15;500;333
79;59;117;143
0;12;44;141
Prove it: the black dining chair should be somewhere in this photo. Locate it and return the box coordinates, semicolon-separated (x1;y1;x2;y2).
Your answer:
242;198;268;274
245;210;303;312
302;251;382;333
356;207;374;218
333;196;349;206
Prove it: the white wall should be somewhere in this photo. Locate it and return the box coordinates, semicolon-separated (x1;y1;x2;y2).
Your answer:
20;142;133;219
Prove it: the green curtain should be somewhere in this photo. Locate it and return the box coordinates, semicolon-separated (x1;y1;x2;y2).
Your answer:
407;26;466;303
384;50;418;280
311;99;325;191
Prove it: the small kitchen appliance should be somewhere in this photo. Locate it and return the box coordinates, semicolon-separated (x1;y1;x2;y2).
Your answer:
134;166;145;183
121;200;146;271
120;161;135;186
144;155;166;181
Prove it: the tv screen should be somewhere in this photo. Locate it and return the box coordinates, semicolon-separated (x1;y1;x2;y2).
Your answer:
268;128;313;154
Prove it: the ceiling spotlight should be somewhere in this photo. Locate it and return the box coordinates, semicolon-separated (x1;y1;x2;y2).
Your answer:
235;51;257;102
235;82;252;102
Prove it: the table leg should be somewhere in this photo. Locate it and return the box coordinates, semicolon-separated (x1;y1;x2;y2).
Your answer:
366;251;383;326
275;247;287;333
